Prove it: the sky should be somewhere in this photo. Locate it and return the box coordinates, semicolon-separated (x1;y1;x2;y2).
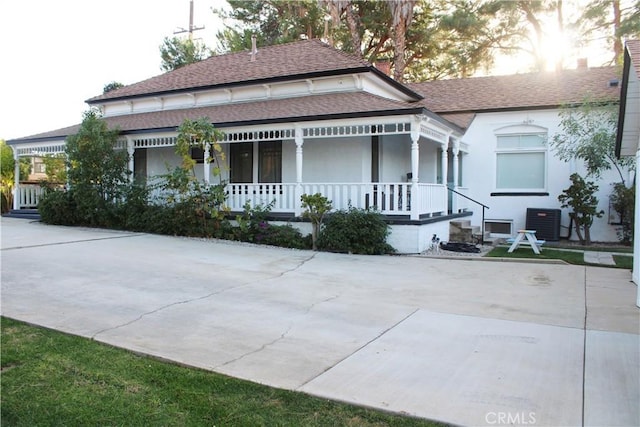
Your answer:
0;0;228;141
0;0;613;142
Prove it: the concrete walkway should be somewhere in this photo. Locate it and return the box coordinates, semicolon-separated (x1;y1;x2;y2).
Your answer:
1;217;638;426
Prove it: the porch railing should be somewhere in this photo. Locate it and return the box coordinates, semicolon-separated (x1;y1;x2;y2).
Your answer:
17;184;43;209
226;182;447;217
15;181;450;219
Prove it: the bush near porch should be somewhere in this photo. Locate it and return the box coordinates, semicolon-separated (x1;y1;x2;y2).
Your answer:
36;114;395;254
39;183;396;255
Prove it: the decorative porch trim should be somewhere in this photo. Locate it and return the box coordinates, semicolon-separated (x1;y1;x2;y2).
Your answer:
15;143;66;156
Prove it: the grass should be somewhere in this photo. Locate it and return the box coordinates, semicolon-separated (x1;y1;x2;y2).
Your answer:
1;317;445;427
485;246;633;268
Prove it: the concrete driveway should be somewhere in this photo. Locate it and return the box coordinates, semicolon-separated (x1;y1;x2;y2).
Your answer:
1;217;638;426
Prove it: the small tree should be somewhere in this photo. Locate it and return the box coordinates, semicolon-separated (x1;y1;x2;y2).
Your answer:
301;193;332;251
103;81;124;94
160;117;228;235
552;98;634;182
64;109;129;226
558;173;604;245
551;97;635;243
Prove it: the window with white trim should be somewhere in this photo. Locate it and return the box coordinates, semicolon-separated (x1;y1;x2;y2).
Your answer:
495;133;546;191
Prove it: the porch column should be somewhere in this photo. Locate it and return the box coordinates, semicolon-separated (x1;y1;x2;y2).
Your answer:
126;137;135;183
294;125;304;217
12;147;20;210
410;118;420;220
203;142;211;184
440;140;449;215
452;138;460;213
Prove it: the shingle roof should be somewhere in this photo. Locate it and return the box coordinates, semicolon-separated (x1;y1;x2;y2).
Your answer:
88;39;373;103
10;92;429;143
626;39;640;75
410;66;621;128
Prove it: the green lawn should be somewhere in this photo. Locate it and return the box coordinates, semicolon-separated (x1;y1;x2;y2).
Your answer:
486;246;632;268
1;317;445;427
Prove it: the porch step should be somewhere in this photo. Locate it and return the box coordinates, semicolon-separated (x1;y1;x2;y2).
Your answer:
449;220;482;243
3;209;41;220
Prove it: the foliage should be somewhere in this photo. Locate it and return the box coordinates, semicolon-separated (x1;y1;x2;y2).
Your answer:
551;98;634;183
214;0;528;80
0;140;30;212
159;36;211;72
0;140;15;212
233;201;311;249
318;206;395;255
610;181;635;244
37;189;77;225
577;0;640;64
558;173;604;245
0;316;443;426
63;109;129;227
157;117;229;235
103;81;124;93
301;193;332;250
41;154;67;184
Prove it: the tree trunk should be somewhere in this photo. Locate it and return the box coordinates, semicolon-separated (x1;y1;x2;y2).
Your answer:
612;0;622;61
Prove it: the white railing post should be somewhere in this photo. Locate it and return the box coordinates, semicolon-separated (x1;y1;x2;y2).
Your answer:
440;140;449;213
410;116;420;220
294;125;304;217
12;148;20;210
126;137;135;183
452;138;460;213
203;142;211;185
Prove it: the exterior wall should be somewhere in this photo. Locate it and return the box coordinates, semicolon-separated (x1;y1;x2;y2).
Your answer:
464;109;631;242
273;219;451;253
387;221;451;253
146;146;181;178
299;136;370;182
379;134;439;183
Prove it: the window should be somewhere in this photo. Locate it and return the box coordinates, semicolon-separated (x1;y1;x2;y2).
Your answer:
495;134;546;191
258;141;282;183
230;142;253;183
229;141;282;183
33;158;46;174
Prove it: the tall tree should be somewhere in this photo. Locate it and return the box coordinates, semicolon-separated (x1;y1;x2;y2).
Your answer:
577;0;640;64
214;0;326;52
212;0;582;79
160;36;211;72
389;0;416;81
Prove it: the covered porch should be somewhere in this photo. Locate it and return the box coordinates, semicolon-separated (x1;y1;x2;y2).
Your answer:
11;114;470;220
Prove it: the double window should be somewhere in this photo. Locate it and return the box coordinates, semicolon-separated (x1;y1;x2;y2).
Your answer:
230;141;282;183
495;133;546;191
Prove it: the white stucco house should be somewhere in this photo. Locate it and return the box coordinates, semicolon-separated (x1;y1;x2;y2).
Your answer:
7;39;630;253
615;39;640;306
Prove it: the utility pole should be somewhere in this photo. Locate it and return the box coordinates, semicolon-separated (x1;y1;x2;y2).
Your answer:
174;0;204;40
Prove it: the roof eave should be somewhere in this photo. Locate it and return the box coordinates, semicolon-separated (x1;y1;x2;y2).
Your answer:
615;46;632;158
86;67;398;104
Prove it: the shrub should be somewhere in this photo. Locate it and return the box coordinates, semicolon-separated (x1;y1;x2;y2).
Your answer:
318;207;395;255
38;189;78;225
257;223;311;249
610;182;635;244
